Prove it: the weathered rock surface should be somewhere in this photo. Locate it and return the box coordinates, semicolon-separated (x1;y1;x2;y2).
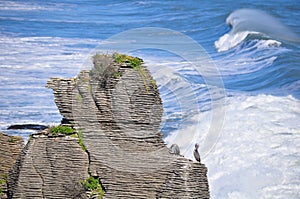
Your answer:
45;54;210;198
5;54;210;198
7;133;89;199
0;132;24;199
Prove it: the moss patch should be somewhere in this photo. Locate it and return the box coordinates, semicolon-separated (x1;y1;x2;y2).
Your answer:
48;125;74;136
82;176;105;198
152;79;157;90
90;53;156;93
112;53;142;69
77;93;83;102
0;174;7;195
114;71;121;78
88;83;92;93
112;53;150;92
77;130;87;152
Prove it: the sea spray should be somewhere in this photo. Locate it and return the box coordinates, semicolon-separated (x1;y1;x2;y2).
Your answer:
215;9;300;52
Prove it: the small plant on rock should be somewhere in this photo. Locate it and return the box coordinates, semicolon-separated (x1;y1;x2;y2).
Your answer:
91;53;114;77
129;57;143;69
114;71;121;78
152;79;157;90
113;53;143;69
77;130;87;152
48;125;74;135
112;53;151;92
0;175;7;195
82;176;104;199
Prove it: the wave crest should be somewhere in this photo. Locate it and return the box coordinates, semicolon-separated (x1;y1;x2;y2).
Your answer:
215;9;300;52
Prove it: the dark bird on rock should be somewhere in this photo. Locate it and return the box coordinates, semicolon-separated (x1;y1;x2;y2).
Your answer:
170;144;180;155
193;143;201;162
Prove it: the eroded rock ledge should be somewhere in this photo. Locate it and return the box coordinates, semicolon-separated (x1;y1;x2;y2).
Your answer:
5;54;210;198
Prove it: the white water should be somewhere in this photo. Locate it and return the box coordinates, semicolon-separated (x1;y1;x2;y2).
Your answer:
215;9;300;52
209;11;300;197
165;92;300;198
214;38;287;76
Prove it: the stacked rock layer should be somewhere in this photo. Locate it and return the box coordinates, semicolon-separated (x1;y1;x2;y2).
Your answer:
0;133;23;199
7;134;89;198
7;54;210;198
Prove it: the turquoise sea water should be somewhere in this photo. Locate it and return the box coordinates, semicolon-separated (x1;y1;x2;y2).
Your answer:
0;1;299;198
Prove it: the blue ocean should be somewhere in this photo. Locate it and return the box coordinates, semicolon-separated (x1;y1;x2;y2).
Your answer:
0;0;299;198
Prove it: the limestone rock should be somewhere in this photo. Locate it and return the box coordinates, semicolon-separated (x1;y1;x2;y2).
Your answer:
7;134;89;199
45;54;210;198
0;133;23;199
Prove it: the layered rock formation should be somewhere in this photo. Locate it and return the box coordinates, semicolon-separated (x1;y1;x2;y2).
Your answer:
7;132;89;199
0;133;23;199
6;54;210;198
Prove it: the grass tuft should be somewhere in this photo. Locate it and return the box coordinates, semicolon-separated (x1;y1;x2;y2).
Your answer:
112;53;143;69
114;71;121;78
77;130;87;152
0;175;7;195
152;79;157;90
112;53;151;92
82;176;104;199
48;125;74;135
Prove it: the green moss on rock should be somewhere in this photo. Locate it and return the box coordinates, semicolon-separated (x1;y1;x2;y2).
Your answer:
77;130;87;152
82;176;105;198
48;125;74;135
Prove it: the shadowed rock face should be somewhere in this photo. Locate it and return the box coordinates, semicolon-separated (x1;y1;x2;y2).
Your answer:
0;133;23;198
7;124;48;131
7;54;210;198
0;133;24;176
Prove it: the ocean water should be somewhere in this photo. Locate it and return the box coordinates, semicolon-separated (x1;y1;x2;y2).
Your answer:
0;0;299;198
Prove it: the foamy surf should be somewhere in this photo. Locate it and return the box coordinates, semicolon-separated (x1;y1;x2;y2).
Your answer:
215;9;300;52
164;93;300;198
215;31;251;52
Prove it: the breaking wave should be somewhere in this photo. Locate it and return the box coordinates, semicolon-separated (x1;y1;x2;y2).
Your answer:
215;9;300;52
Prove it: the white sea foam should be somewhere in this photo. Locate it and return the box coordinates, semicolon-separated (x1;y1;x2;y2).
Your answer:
0;1;70;11
215;9;300;52
215;31;251;52
214;30;284;53
0;36;97;71
256;39;282;49
164;93;300;198
214;37;288;76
